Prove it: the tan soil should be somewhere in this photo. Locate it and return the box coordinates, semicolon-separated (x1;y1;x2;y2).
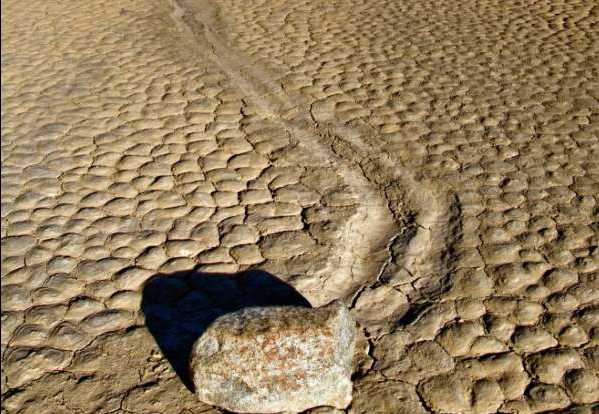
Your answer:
1;0;598;413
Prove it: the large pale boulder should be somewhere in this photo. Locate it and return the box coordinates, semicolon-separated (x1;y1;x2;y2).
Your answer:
190;300;356;413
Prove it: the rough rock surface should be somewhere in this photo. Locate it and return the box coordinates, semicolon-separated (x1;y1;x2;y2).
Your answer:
190;300;356;413
2;0;599;412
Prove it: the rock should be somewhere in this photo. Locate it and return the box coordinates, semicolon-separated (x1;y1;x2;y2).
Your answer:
190;300;356;413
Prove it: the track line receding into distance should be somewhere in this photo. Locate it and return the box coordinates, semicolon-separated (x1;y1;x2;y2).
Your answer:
169;0;460;327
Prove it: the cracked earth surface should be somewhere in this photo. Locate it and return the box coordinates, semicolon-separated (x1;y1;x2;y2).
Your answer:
1;0;598;413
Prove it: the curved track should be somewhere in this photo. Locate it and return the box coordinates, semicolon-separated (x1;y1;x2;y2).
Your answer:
2;0;598;413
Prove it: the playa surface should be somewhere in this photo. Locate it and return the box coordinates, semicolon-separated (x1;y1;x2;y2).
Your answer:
1;0;598;412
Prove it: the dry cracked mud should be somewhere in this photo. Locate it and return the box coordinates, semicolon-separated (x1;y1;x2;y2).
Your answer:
1;0;598;413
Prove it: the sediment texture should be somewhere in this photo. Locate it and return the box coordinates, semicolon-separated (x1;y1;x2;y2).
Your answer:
2;0;598;413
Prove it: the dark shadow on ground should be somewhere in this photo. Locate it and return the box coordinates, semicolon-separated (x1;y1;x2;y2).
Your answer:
141;269;311;391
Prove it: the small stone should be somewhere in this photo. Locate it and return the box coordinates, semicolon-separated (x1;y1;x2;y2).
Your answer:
190;300;356;413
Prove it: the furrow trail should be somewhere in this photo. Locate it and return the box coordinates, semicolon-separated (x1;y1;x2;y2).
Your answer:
169;0;458;323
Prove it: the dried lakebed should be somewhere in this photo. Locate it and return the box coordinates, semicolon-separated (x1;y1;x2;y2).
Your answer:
2;0;598;413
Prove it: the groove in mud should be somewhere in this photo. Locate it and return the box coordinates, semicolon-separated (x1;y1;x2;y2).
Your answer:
168;0;457;315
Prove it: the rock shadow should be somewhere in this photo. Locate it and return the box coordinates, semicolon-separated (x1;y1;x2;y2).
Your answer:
141;269;311;391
